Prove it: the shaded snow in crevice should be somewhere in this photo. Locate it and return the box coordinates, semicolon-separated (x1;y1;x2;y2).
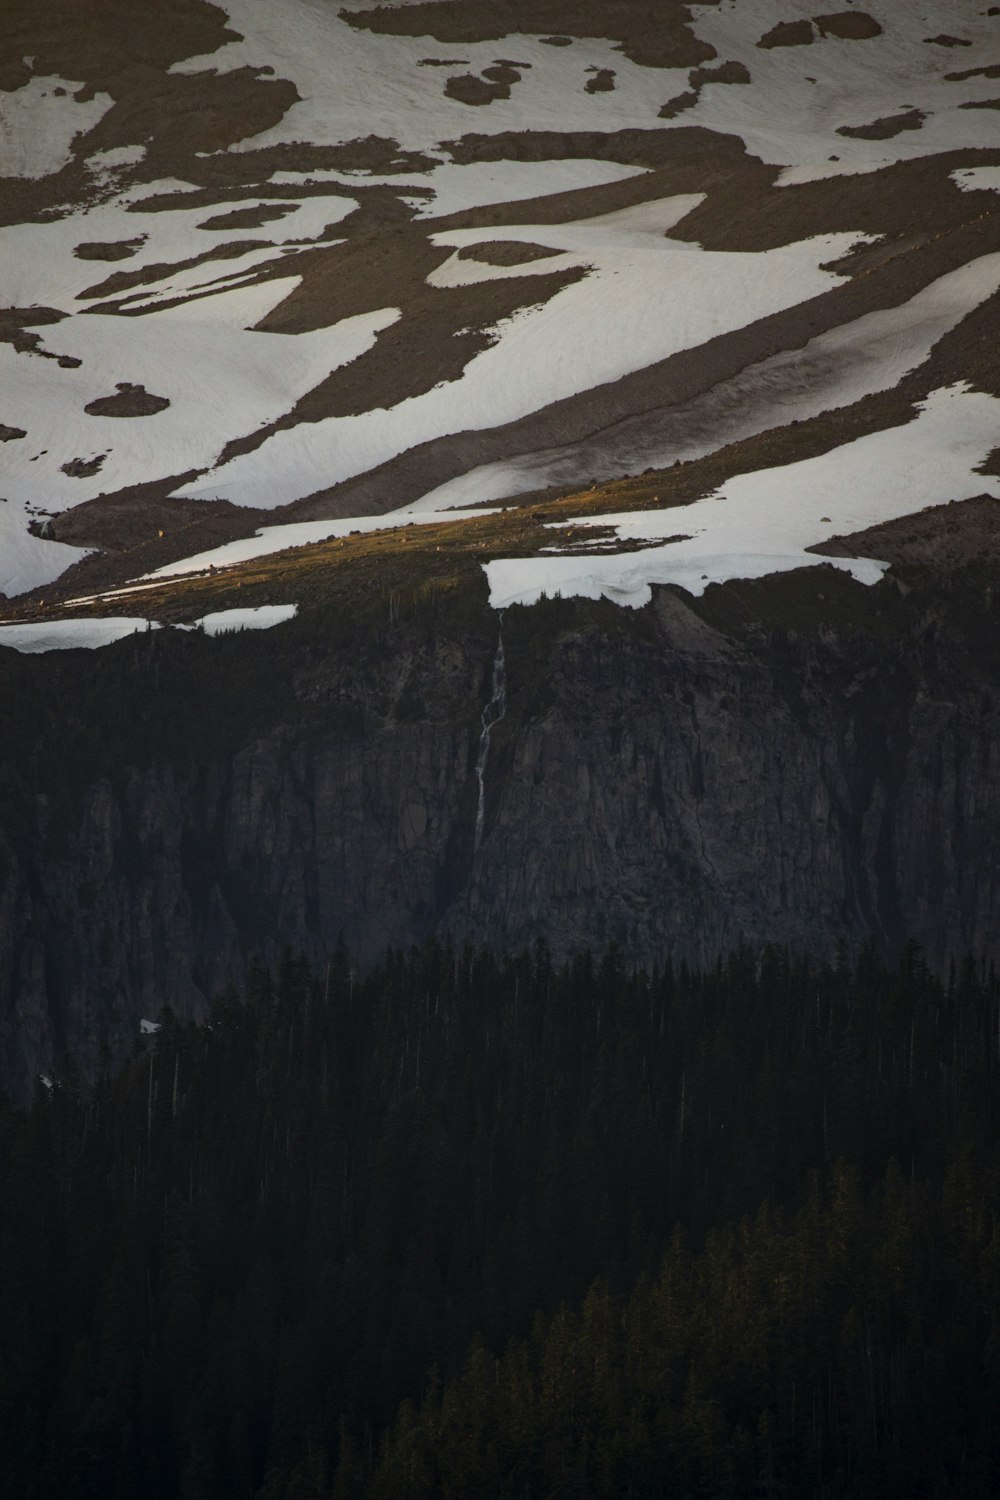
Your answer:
416;251;1000;510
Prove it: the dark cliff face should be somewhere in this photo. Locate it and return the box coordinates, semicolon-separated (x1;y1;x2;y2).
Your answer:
2;563;999;1101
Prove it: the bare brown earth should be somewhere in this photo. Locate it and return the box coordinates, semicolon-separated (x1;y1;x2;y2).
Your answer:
196;204;300;230
659;58;752;117
689;61;751;86
0;307;66;349
656;145;1000;257
442;123;759;172
222;254;587;460
0;308;82;370
659;92;699;119
80;67;299;170
254;232;452;334
757;21;815;48
445;69;519;106
0;0;299;226
456;240;564;265
23;264;1000;604
814;13;882;41
61;455;107;478
282;196;1000;519
283;265;587;420
343;0;719;69
128;141;768;473
837;109;926;141
48;482;259;574
77;241;271;303
132;141;438;215
947;64;1000;81
0;0;237;96
812;495;1000;570
73;239;145;261
84;383;171;417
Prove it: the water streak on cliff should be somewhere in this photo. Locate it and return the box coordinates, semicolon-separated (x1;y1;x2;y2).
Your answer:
475;623;507;853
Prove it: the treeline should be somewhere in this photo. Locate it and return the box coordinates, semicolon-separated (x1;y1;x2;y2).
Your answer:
0;941;998;1498
368;1158;1000;1499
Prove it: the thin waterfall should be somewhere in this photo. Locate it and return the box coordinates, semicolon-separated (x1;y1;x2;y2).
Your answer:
475;622;507;853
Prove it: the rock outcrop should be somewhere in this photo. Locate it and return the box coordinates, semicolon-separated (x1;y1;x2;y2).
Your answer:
2;562;999;1100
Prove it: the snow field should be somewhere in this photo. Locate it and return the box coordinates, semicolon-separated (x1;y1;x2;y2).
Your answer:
414;251;1000;511
0;280;400;594
690;0;1000;181
174;215;863;506
0;604;298;653
181;0;1000;174
0;178;357;310
174;0;698;155
484;385;1000;609
5;0;1000;606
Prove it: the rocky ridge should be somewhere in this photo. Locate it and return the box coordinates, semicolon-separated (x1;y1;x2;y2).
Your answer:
2;534;999;1099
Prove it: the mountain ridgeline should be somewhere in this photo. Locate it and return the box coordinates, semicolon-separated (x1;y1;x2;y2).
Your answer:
3;552;1000;1099
2;940;999;1499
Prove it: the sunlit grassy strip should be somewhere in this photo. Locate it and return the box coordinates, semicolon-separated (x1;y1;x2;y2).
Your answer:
0;512;525;626
0;375;941;634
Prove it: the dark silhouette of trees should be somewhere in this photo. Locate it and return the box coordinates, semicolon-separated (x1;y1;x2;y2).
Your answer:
1;940;999;1497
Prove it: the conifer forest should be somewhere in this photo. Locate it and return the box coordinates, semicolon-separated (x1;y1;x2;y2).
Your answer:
3;943;999;1498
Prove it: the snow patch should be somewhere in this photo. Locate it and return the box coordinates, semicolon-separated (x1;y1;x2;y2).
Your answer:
0;518;92;601
416;251;1000;510
0;287;399;582
689;0;1000;182
175;3;692;155
194;603;298;634
0;617;161;653
0;75;112;179
952;166;1000;194
86;143;148;185
176;221;860;507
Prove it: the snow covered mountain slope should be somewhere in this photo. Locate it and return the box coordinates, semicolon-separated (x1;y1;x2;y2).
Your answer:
1;0;999;609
